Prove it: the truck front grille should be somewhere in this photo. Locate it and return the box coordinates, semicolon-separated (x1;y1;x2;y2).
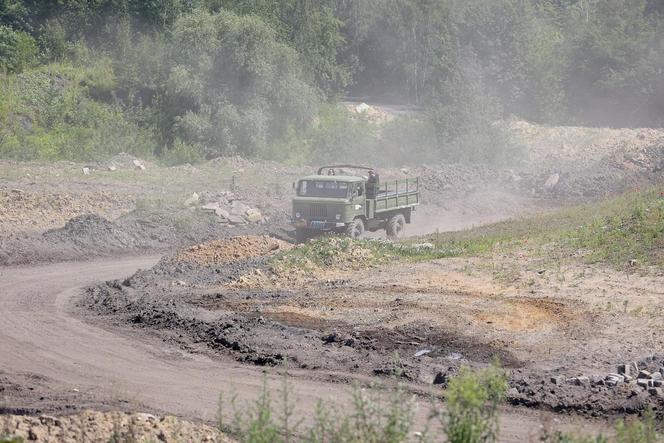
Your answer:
309;204;327;218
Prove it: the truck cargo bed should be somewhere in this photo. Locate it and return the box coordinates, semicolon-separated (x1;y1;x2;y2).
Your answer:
374;177;420;212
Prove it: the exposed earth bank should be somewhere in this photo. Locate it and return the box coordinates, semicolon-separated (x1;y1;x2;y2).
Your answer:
83;236;664;420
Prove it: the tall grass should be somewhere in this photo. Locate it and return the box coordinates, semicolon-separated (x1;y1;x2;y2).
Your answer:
409;187;664;267
219;365;508;443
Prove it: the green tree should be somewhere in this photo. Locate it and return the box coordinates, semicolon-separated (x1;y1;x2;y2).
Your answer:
162;9;317;157
0;25;37;72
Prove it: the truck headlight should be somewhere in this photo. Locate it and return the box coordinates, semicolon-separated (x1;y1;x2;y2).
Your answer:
335;214;341;220
295;212;301;219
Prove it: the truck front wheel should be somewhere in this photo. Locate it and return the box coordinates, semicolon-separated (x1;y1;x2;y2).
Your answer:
345;218;365;239
386;213;406;238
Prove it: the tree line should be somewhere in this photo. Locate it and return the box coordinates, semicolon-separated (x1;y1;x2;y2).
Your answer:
1;0;663;164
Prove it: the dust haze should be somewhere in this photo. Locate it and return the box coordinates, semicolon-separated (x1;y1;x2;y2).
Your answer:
2;1;664;441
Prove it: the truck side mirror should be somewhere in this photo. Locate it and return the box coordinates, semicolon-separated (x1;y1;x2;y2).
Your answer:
292;182;295;190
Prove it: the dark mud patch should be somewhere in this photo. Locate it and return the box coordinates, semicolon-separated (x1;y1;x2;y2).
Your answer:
355;325;521;368
81;248;518;387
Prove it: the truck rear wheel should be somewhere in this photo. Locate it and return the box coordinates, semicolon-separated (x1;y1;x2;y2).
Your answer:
345;218;365;239
386;213;406;238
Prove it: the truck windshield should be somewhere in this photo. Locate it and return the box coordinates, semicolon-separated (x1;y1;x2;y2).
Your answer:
298;180;349;198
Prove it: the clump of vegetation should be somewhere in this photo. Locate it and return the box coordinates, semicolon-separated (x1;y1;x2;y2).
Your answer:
412;187;664;268
3;0;664;165
543;409;660;443
271;236;461;274
218;364;659;443
562;189;664;265
439;365;508;443
221;373;416;443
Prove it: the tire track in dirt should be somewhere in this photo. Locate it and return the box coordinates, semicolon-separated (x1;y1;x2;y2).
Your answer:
0;256;601;440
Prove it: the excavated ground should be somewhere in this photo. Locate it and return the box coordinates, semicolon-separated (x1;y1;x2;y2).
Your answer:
3;121;664;430
82;236;664;420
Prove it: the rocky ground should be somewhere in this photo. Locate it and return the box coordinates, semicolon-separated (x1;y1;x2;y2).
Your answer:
1;410;229;442
3;121;664;264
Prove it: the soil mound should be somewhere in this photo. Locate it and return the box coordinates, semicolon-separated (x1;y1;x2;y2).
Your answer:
43;214;138;251
173;235;291;266
1;410;229;442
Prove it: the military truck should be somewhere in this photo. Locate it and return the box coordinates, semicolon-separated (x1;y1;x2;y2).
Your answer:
291;165;420;242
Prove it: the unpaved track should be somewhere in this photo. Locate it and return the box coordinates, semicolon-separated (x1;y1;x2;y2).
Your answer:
0;256;596;440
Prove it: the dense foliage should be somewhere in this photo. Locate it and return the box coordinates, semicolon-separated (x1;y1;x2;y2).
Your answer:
1;0;663;164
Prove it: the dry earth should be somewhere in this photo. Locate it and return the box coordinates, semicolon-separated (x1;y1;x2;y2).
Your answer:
2;120;664;439
83;237;664;420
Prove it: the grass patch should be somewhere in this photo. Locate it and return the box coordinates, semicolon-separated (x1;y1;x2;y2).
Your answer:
410;188;664;268
271;236;458;273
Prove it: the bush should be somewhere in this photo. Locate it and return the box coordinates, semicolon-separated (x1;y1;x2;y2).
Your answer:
441;364;508;443
161;139;204;166
220;373;415;443
309;103;377;164
0;25;37;73
0;64;155;161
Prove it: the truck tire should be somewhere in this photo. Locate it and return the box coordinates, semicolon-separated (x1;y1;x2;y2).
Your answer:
345;218;365;239
386;213;406;238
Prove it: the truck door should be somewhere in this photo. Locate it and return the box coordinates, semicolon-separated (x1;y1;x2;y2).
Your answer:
348;183;363;218
358;183;373;219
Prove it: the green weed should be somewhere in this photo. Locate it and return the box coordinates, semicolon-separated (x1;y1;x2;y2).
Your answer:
439;365;508;443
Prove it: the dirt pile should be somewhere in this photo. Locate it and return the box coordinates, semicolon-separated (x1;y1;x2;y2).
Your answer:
0;187;134;235
1;410;229;442
174;236;291;266
43;215;138;251
0;206;294;266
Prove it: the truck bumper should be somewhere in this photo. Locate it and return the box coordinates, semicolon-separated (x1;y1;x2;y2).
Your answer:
291;220;345;231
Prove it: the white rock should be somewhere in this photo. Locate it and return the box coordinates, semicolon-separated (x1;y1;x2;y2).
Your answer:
184;192;200;206
544;173;560;189
132;159;146;170
245;208;263;223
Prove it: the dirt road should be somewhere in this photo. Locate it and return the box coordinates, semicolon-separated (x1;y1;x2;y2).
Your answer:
0;256;597;441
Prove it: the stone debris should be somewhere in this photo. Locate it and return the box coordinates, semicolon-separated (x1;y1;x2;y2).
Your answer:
1;410;230;443
184;192;200;206
132;159;146;170
638;370;651;379
543;172;560;189
198;198;263;224
414;349;432;357
551;357;664;396
245;208;263;223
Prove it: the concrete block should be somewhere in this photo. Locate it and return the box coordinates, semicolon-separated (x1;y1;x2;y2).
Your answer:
648;387;663;397
638;370;651;379
607;373;625;383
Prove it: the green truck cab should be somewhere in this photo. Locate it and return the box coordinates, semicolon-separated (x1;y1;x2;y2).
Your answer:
291;165;420;242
